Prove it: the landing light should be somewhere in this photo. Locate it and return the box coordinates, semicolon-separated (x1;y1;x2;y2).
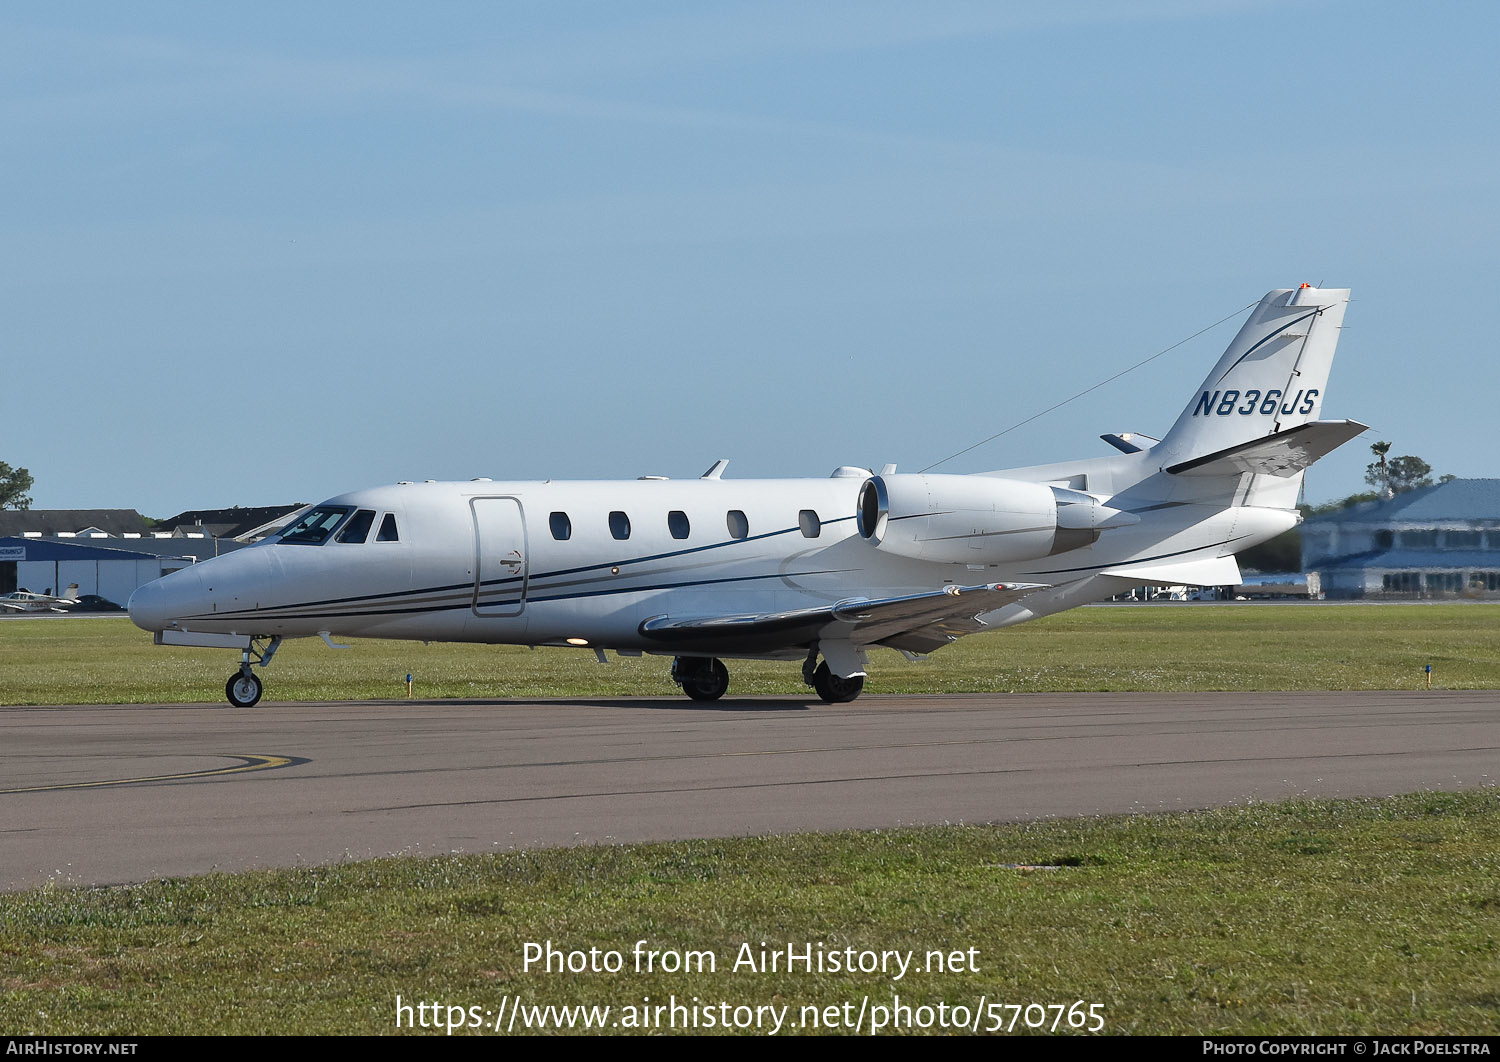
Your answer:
566;637;590;646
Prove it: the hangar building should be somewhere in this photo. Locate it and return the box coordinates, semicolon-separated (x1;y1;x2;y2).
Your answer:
1300;478;1500;599
0;537;191;605
0;504;304;602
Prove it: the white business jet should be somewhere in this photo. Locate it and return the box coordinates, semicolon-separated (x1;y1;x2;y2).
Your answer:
129;285;1365;707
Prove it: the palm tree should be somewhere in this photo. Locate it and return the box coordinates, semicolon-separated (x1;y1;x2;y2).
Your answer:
1371;440;1392;498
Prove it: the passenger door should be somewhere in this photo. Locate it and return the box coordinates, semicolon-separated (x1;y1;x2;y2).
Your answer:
471;497;527;617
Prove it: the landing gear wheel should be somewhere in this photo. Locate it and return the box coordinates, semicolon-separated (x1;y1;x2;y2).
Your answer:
812;661;864;704
226;671;263;708
675;657;730;702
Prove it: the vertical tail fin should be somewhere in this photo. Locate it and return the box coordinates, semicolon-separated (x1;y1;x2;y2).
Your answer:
1155;285;1349;469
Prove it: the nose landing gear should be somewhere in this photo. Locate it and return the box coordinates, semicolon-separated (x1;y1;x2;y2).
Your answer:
224;636;282;707
226;670;263;708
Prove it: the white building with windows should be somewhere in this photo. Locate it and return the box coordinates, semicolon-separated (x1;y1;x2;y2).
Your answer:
1300;479;1500;598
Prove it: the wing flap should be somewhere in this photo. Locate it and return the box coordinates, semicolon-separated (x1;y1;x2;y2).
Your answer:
638;582;1047;654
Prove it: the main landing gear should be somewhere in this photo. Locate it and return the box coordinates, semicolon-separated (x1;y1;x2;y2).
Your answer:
225;636;282;707
671;656;730;702
802;650;865;704
668;652;867;704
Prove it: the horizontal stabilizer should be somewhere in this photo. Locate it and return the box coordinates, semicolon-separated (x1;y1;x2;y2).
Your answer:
1100;555;1242;588
1100;432;1159;455
1165;420;1369;478
639;582;1047;656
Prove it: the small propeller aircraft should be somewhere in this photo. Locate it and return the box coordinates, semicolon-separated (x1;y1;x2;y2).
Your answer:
129;285;1365;707
1;584;80;613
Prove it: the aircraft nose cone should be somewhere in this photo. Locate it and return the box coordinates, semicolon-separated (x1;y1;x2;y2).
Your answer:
126;581;161;632
128;569;204;632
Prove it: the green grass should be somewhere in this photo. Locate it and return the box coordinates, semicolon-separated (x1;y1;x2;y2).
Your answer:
4;606;1497;1035
1;604;1497;705
2;791;1497;1035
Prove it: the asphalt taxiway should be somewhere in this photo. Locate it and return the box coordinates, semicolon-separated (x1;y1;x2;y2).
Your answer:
2;690;1494;890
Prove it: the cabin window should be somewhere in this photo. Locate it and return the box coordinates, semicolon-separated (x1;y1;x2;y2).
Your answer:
337;509;375;544
377;513;400;542
609;511;631;540
668;510;690;539
278;506;351;545
550;512;572;541
798;509;821;538
726;510;749;540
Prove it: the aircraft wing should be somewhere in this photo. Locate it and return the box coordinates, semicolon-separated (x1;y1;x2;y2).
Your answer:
638;582;1048;656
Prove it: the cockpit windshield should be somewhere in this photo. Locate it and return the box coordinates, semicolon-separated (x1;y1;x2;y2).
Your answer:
277;505;352;545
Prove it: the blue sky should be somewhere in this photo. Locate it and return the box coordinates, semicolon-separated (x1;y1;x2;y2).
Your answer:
5;1;1496;517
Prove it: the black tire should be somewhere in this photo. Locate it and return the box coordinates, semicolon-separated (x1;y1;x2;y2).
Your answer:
681;658;730;702
226;672;263;708
812;661;864;704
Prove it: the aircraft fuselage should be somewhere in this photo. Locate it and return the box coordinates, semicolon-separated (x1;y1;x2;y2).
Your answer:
128;473;1293;653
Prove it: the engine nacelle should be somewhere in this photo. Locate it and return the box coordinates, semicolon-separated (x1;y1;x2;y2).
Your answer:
856;474;1136;564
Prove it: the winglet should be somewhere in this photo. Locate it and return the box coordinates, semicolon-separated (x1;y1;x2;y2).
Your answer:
700;459;729;480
